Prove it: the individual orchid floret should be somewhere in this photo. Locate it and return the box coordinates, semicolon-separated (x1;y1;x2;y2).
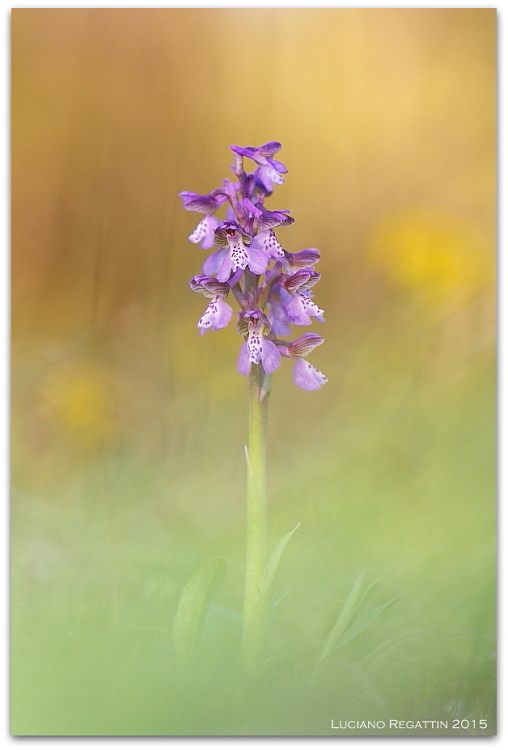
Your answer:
189;275;233;335
282;269;325;325
231;142;288;193
285;333;327;391
237;309;281;375
179;189;228;250
214;220;269;282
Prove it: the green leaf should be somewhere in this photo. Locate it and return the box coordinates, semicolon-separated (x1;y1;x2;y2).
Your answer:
172;557;227;668
318;569;367;663
258;523;300;603
245;524;300;650
354;577;382;612
328;597;397;653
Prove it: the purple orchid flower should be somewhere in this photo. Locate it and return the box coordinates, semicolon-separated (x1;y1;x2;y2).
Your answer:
282;333;328;391
179;189;228;249
231;142;288;193
213;220;269;282
282;269;325;325
189;274;233;334
237;310;281;375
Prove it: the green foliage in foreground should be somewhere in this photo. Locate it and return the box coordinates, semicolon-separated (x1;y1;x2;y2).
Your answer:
11;356;496;736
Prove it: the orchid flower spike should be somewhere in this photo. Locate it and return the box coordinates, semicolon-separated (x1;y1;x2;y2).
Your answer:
180;143;327;390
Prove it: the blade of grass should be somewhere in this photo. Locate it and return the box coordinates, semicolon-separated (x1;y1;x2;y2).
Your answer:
173;557;227;669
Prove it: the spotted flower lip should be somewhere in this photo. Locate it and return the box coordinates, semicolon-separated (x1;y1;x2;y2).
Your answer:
189;215;221;249
197;296;233;335
250;229;285;260
237;309;281;375
287;294;325;326
293;359;328;391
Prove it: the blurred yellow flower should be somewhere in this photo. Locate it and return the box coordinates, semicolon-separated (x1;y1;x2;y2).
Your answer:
39;362;120;447
368;209;491;305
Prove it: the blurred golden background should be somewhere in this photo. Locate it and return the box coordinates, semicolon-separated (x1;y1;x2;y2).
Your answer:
11;8;496;735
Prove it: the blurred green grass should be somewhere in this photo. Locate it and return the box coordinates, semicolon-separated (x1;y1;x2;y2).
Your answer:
11;316;495;735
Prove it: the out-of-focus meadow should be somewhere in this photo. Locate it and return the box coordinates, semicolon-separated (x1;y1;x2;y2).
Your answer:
11;8;496;736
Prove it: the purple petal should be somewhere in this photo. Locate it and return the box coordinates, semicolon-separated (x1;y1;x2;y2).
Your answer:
256;142;283;159
179;190;227;214
230;145;257;160
231;143;282;164
216;252;234;283
257;209;294;231
293;359;327;391
267;300;292;337
260;339;281;374
287;333;324;358
242;198;262;218
268;157;288;174
284;269;313;293
283;248;321;271
237;341;251;375
189;275;207;293
202;247;228;276
256;165;285;193
246;246;270;275
199;277;231;297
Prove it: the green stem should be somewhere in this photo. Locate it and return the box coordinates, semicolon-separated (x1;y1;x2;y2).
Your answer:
242;363;270;675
